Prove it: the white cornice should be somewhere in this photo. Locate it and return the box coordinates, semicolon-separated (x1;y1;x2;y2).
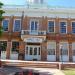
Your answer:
2;5;75;18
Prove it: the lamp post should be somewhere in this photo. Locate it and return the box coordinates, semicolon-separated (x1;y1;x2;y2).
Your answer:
59;44;63;70
60;45;63;63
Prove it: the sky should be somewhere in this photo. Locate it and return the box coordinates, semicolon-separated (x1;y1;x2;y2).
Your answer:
0;0;75;7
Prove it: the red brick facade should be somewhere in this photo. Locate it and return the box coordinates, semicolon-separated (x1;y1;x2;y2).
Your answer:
0;16;75;62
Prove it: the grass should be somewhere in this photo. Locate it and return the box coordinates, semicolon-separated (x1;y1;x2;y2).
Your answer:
62;68;75;75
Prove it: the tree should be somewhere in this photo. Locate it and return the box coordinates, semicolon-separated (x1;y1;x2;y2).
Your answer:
0;2;5;67
0;2;5;36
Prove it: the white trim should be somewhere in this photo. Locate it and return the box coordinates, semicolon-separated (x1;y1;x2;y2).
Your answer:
2;19;10;32
13;19;21;32
47;20;55;33
59;20;67;34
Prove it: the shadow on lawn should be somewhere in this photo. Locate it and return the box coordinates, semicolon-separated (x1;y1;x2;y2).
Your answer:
0;66;53;75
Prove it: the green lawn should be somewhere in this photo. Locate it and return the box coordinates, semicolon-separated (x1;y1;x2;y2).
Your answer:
62;68;75;75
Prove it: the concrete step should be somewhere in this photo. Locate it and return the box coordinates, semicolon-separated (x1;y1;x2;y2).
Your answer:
2;61;59;69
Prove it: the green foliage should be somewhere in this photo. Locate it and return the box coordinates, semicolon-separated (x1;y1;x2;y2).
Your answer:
0;2;5;36
0;2;3;8
0;26;3;36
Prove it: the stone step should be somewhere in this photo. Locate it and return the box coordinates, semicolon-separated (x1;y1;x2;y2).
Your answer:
2;61;59;69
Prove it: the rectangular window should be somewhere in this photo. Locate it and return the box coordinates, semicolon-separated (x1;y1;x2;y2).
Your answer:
30;20;38;31
47;42;56;55
0;41;7;52
72;22;75;33
12;42;19;54
14;19;21;32
60;22;67;33
48;21;54;33
29;47;33;55
2;19;9;31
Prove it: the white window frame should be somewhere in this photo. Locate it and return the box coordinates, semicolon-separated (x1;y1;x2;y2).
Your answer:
13;19;21;32
47;41;56;55
47;20;55;33
59;21;67;34
71;21;75;34
2;19;9;32
30;19;39;31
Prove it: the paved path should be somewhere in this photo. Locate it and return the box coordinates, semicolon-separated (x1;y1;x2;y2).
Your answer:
0;67;65;75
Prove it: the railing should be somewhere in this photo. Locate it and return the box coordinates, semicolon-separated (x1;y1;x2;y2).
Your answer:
21;30;46;35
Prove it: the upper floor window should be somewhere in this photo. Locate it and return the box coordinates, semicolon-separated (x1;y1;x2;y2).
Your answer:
13;19;21;32
72;22;75;33
60;21;67;34
48;21;55;33
30;20;39;31
2;19;9;31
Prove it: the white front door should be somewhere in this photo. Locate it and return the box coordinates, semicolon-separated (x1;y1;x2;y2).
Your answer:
25;45;41;61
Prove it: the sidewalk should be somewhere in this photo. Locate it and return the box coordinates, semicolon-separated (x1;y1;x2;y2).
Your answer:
0;67;65;75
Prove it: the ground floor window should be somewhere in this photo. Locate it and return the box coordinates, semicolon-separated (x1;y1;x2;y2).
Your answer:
47;42;56;55
11;42;19;53
0;41;7;53
10;41;19;60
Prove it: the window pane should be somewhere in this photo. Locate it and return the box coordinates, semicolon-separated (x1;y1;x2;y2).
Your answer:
34;47;37;55
35;21;38;30
29;47;33;55
12;42;19;53
0;41;7;51
30;20;38;31
14;20;21;32
38;47;40;55
31;21;34;31
61;49;68;55
3;20;9;31
72;22;75;33
60;22;66;33
48;21;54;32
48;49;55;55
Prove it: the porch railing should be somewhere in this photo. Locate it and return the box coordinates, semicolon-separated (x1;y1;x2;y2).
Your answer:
21;30;46;35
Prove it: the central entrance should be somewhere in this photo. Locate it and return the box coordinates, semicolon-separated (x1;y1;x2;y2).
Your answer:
25;45;41;61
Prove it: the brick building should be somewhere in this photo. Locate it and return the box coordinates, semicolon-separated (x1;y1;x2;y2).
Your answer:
0;0;75;62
